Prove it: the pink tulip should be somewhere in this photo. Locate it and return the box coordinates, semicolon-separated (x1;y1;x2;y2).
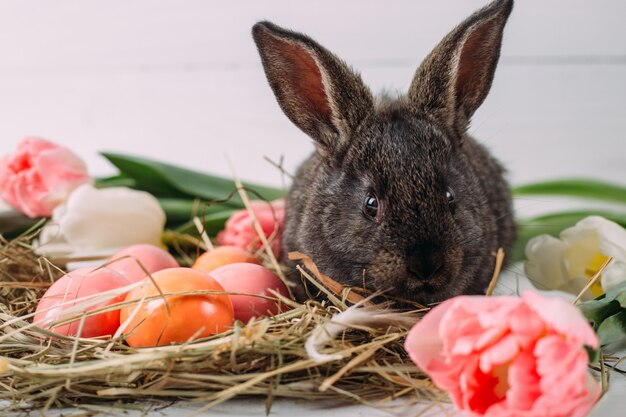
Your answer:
217;199;285;257
405;291;601;417
0;138;91;218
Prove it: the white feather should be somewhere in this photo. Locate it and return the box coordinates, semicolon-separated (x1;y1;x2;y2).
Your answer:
305;300;416;364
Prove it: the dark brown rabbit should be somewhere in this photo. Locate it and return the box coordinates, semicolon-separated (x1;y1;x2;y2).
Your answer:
253;0;516;304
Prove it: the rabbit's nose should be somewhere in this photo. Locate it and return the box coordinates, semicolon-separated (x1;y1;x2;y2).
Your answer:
407;250;443;281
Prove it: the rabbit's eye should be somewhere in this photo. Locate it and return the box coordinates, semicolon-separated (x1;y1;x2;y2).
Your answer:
362;194;380;221
446;187;456;207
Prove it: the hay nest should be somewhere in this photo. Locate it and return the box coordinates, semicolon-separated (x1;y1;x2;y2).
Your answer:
0;230;440;415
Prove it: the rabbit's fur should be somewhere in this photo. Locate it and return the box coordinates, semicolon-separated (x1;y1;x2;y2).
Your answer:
253;0;516;303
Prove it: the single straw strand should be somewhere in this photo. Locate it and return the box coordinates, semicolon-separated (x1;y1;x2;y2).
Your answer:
193;216;214;250
573;256;614;304
486;248;505;296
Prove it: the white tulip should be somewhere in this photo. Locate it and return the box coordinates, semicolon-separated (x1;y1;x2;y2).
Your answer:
38;184;165;259
525;216;626;300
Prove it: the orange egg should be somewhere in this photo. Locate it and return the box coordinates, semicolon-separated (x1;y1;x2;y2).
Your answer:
120;268;234;347
192;245;260;273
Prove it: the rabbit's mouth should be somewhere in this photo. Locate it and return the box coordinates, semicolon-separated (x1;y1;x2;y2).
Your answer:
367;247;464;304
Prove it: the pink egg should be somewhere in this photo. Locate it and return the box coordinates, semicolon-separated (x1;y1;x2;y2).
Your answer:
107;244;179;283
209;263;290;323
34;267;130;338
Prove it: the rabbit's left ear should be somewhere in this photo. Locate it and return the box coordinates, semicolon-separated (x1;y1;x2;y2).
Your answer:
409;0;513;136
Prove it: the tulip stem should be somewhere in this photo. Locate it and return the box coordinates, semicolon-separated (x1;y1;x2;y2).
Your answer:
599;351;608;392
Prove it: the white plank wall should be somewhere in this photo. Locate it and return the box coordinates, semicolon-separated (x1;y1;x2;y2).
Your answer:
0;0;624;197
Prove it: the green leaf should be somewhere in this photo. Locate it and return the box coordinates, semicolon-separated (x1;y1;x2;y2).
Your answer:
596;310;626;347
577;266;626;341
585;346;600;365
158;198;198;225
578;299;622;331
158;198;238;226
94;175;137;189
99;154;195;198
511;210;626;262
514;178;626;204
603;280;626;307
174;210;236;237
101;152;285;204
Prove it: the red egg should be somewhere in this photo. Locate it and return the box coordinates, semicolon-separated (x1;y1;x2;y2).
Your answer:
34;267;130;338
209;263;290;323
108;244;179;283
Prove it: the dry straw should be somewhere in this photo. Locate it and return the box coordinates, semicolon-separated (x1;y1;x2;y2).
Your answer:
0;227;440;415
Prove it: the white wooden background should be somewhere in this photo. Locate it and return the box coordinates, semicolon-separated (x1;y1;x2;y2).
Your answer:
0;1;624;416
1;0;625;191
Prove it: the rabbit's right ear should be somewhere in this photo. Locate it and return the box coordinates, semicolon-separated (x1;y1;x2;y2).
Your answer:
253;22;373;158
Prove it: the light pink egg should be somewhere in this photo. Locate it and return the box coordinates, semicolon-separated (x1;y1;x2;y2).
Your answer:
209;263;290;323
34;267;130;338
107;244;179;283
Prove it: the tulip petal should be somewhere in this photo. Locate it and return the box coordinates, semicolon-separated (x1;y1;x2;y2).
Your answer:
506;349;541;411
36;148;91;199
0;138;91;217
479;333;519;373
405;298;470;397
572;216;626;262
568;374;602;417
524;235;569;291
37;184;166;258
523;291;598;348
406;293;601;417
216;199;285;256
405;298;451;372
524;215;626;298
601;262;626;292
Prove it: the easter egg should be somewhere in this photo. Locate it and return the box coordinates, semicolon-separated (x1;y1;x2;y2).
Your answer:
120;267;234;347
108;244;179;283
209;263;290;324
192;245;260;273
34;267;131;338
